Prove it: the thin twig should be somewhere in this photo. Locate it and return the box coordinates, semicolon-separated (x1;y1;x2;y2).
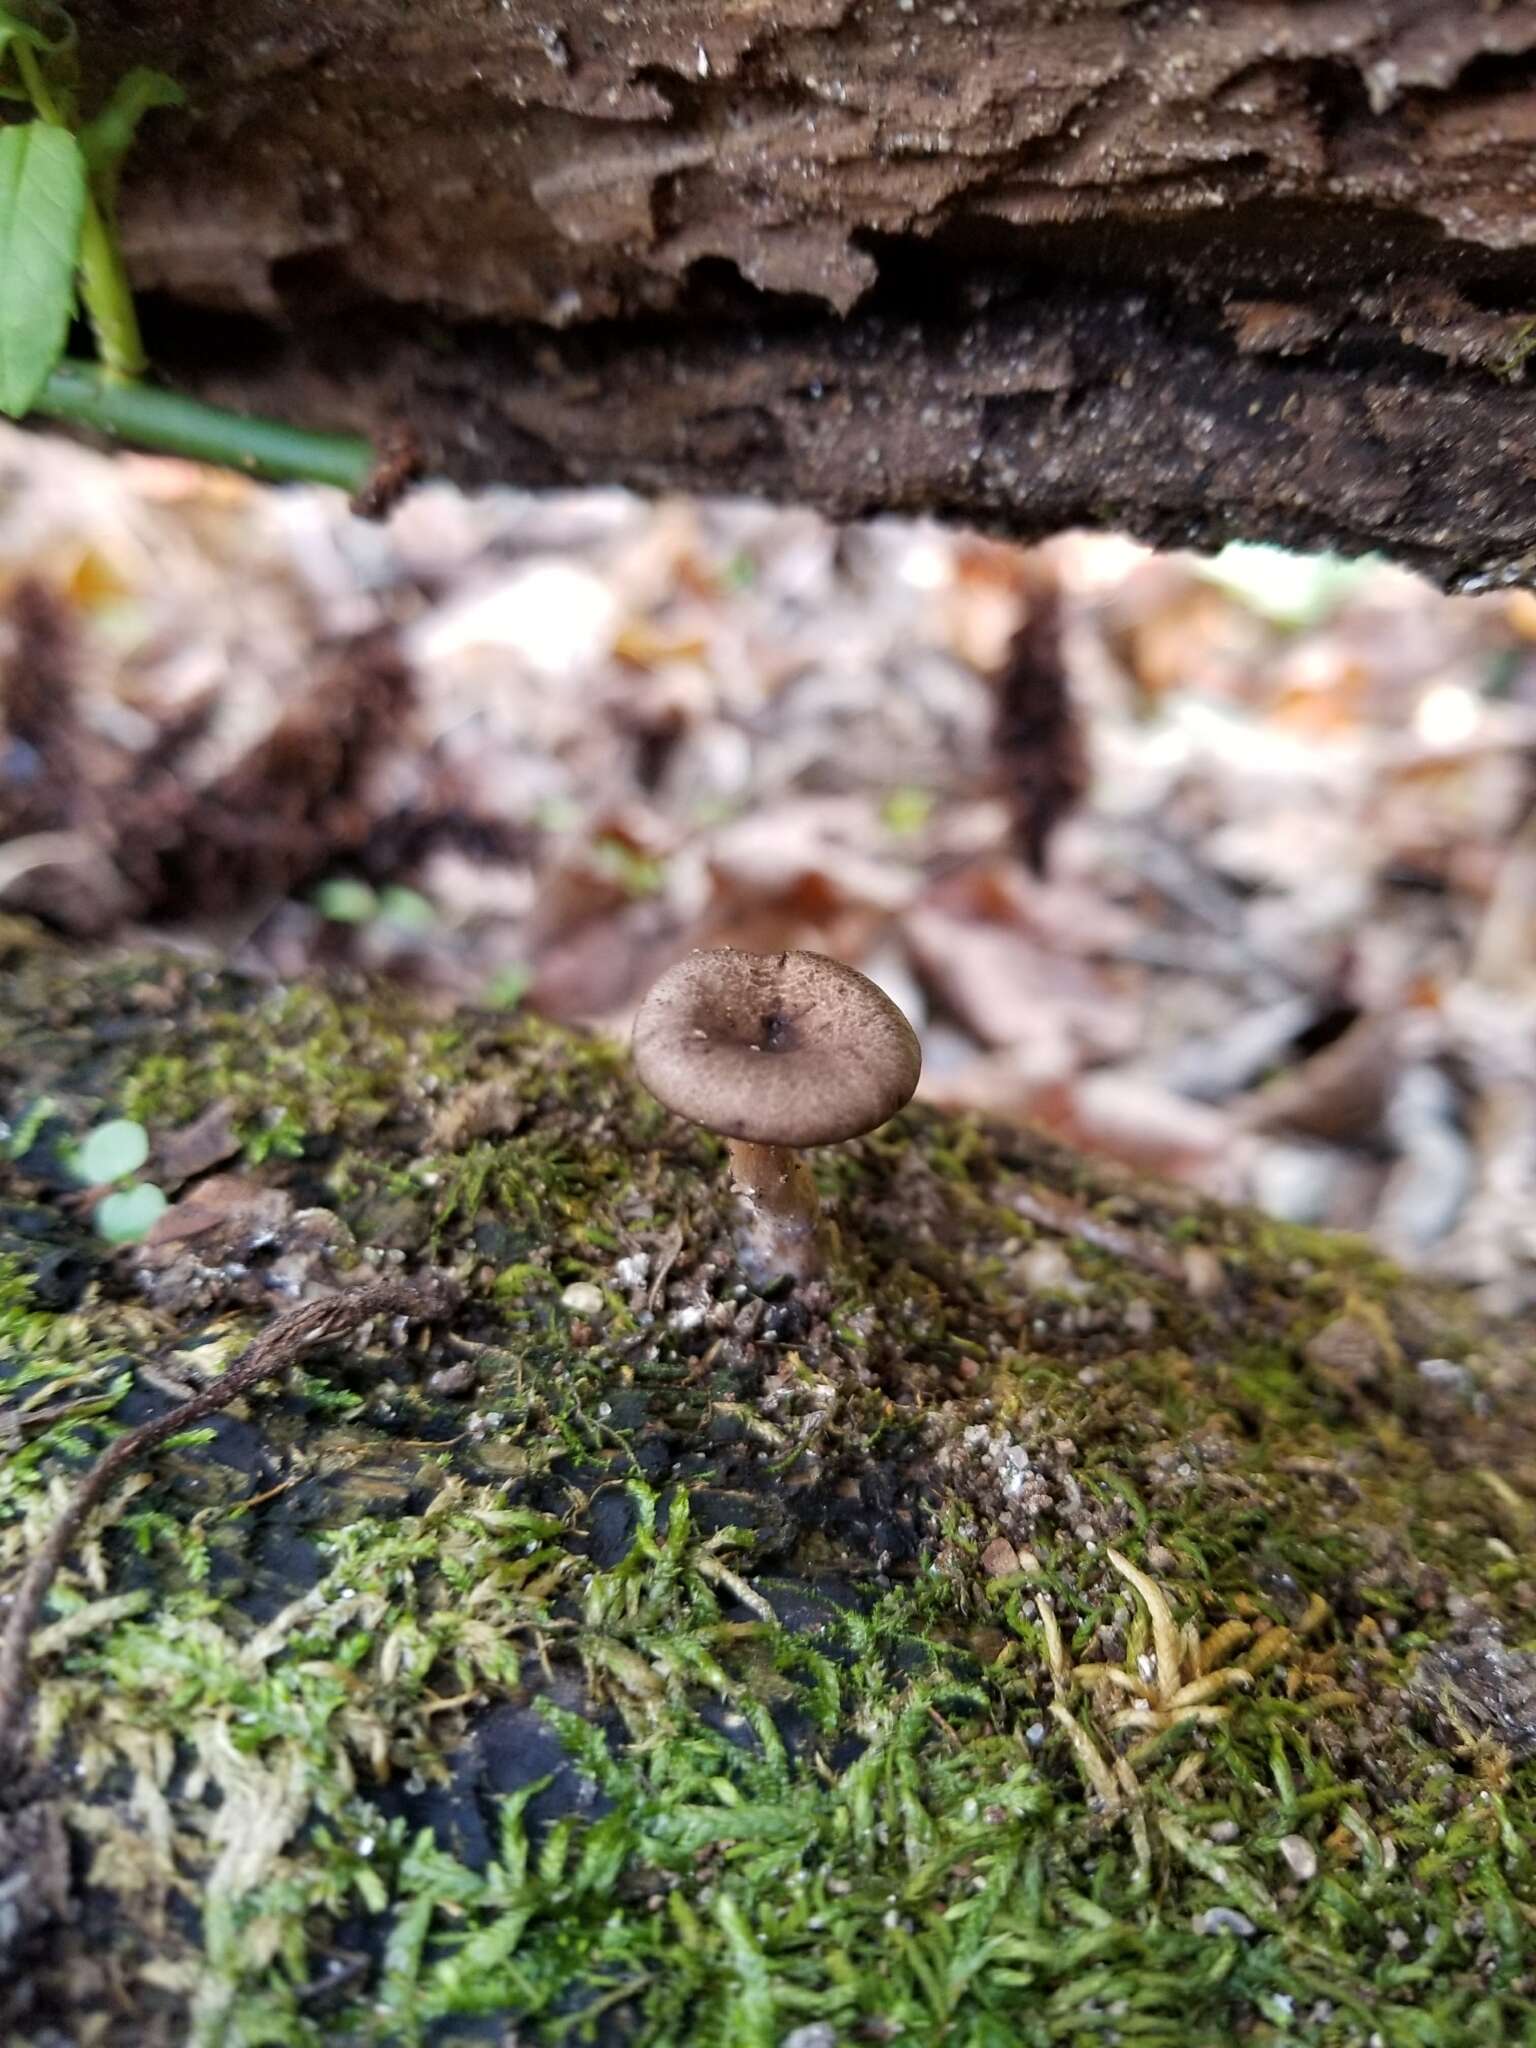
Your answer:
1009;1183;1187;1284
0;1273;456;1763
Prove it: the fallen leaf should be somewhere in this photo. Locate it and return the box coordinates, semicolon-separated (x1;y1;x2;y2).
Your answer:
152;1099;239;1189
1237;1014;1400;1143
906;905;1139;1061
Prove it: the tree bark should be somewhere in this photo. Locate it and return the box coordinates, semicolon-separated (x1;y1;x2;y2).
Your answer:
62;0;1536;578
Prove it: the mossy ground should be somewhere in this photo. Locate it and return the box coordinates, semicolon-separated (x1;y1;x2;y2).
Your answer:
3;928;1536;2047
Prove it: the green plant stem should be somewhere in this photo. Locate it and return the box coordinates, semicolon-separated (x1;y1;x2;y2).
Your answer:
12;40;63;122
75;194;146;381
34;360;376;492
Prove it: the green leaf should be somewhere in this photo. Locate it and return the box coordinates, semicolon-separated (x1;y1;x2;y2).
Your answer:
75;1117;150;1184
1197;542;1382;630
313;877;378;925
0;121;85;416
376;884;436;932
484;964;533;1011
94;1181;167;1244
881;786;935;836
80;66;182;208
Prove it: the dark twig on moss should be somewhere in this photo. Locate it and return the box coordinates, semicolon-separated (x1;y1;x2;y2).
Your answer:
0;1273;457;1763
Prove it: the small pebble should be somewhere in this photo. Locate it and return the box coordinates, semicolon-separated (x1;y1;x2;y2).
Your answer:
1017;1242;1087;1296
1182;1245;1224;1298
980;1537;1020;1578
1208;1819;1240;1844
561;1281;605;1315
1279;1833;1318;1881
1123;1297;1156;1337
426;1360;477;1397
781;2027;838;2048
1417;1356;1471;1394
1193;1907;1255;1938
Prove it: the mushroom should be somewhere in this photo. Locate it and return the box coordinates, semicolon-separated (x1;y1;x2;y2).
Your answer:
632;948;921;1283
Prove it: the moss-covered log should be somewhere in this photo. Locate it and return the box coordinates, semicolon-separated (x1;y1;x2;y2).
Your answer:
4;926;1536;2045
44;0;1536;582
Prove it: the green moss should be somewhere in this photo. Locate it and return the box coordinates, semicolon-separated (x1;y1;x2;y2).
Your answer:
2;949;1536;2046
0;1252;138;1567
120;983;413;1158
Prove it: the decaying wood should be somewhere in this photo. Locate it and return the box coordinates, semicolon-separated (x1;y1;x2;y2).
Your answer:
57;0;1536;581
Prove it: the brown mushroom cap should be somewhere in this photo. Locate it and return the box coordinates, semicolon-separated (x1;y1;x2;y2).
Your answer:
632;948;922;1148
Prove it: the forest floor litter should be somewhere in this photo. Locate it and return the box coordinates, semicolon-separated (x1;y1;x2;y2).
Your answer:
3;424;1535;1307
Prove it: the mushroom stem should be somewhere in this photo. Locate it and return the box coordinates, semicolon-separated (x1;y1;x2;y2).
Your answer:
726;1140;824;1283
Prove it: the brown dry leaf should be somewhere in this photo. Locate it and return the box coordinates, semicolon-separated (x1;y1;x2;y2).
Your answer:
924;858;1140;958
707;802;919;915
612;619;710;670
524;809;672;951
144;1174;293;1248
1269;660;1370;739
1371;745;1529;889
1047;1071;1239;1189
921;1044;1071;1127
906;905;1139;1063
934;1062;1238;1190
152;1101;240;1190
530;903;677;1023
696;896;887;965
940;535;1032;670
1237;1014;1400;1144
1104;570;1259;705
